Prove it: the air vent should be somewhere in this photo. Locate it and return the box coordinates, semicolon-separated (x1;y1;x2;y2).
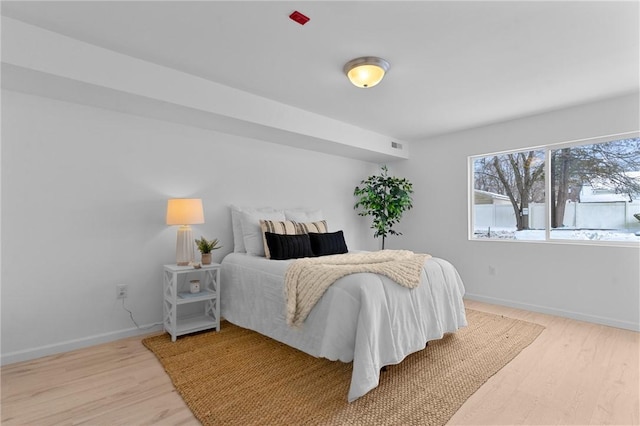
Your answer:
391;142;403;150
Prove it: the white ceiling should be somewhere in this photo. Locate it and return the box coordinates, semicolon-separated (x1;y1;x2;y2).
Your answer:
2;1;638;142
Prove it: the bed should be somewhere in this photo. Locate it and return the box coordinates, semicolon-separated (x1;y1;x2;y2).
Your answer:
220;251;467;402
221;205;467;401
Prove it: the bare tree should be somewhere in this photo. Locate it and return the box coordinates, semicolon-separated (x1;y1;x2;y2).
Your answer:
491;151;545;230
475;138;639;231
474;151;545;230
550;138;640;227
550;148;571;228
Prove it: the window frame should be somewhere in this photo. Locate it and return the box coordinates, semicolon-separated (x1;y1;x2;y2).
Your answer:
468;131;640;248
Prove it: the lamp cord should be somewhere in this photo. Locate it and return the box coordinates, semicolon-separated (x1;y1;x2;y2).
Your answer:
121;298;163;330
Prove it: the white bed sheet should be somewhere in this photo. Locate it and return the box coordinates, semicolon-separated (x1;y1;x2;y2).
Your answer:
221;252;467;402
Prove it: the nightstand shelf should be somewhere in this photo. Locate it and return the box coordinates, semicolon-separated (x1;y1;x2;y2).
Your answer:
174;313;218;335
177;289;216;303
163;263;221;342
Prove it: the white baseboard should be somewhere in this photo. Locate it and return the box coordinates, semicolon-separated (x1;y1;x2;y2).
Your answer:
464;293;640;332
1;323;164;366
4;296;637;365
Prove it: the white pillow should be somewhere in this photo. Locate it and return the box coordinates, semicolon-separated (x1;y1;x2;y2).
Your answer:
239;209;286;256
230;205;284;253
230;205;246;253
284;209;324;222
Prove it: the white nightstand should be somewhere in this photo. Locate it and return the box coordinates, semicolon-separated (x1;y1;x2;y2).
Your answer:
163;263;221;342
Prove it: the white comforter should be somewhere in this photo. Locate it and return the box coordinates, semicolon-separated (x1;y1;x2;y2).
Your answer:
221;252;467;402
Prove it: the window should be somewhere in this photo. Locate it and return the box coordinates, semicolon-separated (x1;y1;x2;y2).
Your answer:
470;133;640;244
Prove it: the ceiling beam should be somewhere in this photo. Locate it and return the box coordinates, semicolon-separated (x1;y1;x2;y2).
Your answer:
1;17;409;163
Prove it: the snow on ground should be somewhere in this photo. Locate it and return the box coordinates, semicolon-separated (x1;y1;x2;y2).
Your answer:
474;228;640;242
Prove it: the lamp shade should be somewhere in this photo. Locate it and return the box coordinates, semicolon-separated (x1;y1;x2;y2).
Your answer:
166;198;204;225
344;57;390;88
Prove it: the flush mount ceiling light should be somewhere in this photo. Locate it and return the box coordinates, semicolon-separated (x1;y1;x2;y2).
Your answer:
343;56;390;88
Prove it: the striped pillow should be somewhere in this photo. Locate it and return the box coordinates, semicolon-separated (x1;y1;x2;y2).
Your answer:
296;220;328;234
260;220;328;258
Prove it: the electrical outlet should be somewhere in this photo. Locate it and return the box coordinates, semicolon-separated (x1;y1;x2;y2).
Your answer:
116;284;128;299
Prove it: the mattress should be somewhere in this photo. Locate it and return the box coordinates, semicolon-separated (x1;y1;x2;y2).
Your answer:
221;252;467;401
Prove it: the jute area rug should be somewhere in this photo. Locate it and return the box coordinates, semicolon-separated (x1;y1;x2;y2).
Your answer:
143;309;544;426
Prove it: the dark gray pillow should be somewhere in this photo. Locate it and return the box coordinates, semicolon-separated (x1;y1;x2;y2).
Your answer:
264;232;314;260
309;231;348;256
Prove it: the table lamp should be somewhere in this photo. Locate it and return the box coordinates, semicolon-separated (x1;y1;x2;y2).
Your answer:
166;198;205;266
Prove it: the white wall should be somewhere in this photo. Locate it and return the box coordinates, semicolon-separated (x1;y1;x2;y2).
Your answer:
3;89;637;366
0;90;379;364
388;93;640;331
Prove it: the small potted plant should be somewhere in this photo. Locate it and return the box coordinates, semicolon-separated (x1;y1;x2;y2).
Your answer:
195;236;222;265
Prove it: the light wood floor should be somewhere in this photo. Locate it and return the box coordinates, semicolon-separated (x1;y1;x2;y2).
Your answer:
1;300;638;425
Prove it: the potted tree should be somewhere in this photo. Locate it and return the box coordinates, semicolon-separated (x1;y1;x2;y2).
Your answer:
354;165;414;249
195;236;222;265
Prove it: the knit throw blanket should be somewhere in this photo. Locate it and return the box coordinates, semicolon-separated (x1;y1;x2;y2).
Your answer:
285;250;431;327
